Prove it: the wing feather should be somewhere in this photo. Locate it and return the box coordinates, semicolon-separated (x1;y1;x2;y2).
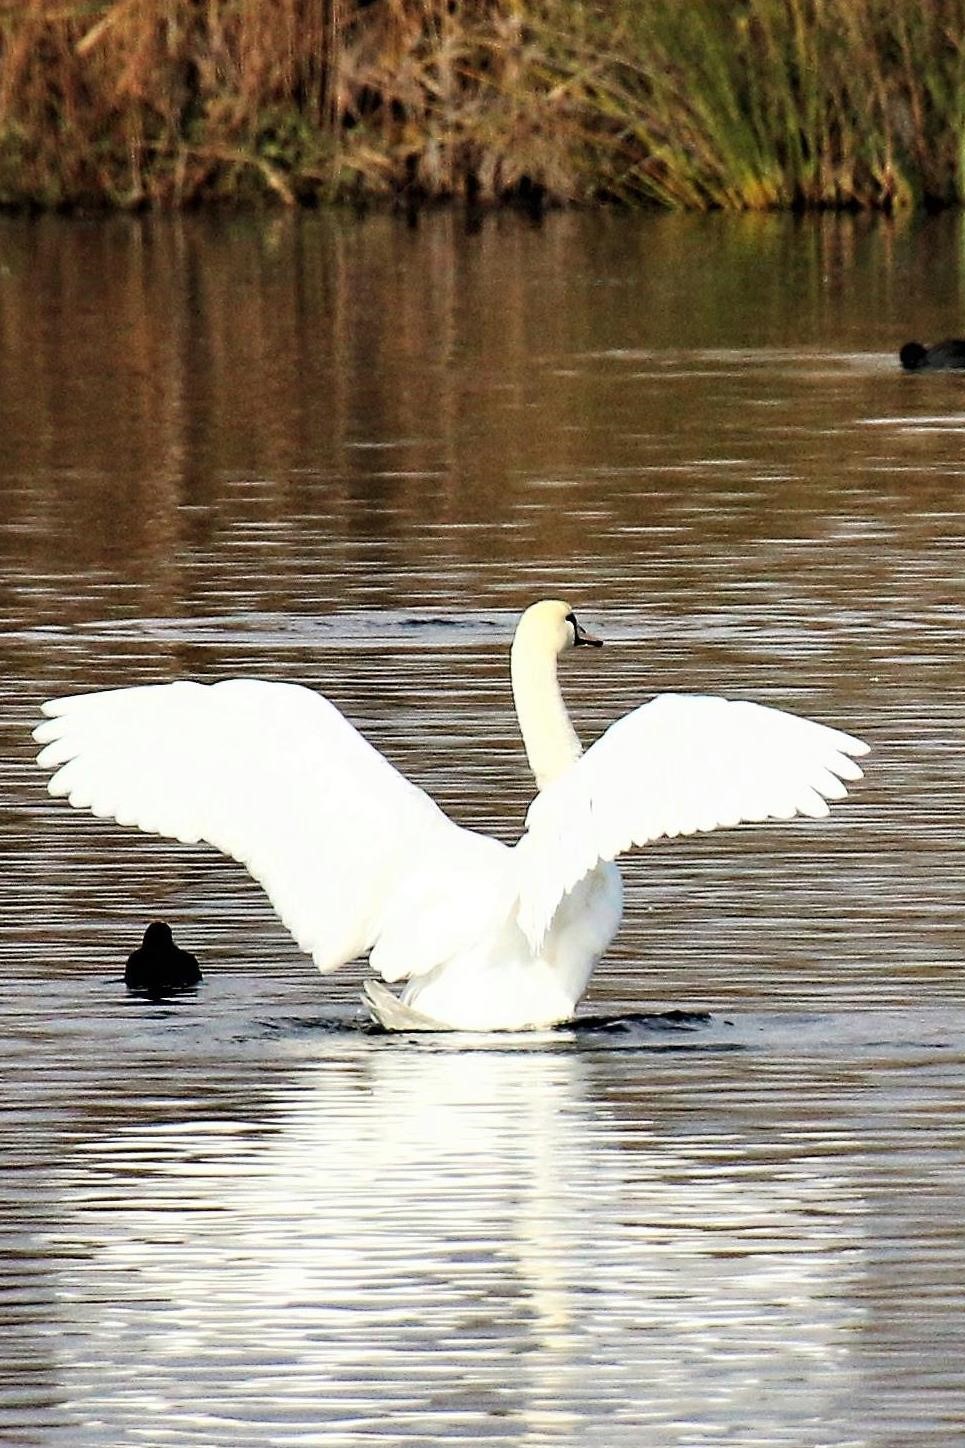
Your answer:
34;679;504;977
516;693;868;949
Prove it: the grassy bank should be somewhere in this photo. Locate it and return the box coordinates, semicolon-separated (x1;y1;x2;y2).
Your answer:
1;0;963;211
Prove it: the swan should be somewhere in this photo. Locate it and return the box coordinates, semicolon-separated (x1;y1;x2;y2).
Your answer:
33;601;869;1032
899;339;965;371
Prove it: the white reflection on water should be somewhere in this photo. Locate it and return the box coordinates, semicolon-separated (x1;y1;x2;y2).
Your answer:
49;1043;867;1446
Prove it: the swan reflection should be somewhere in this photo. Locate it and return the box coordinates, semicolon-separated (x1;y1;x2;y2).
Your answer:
55;1042;867;1444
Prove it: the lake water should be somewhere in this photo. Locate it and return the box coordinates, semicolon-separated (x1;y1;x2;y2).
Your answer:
2;207;965;1445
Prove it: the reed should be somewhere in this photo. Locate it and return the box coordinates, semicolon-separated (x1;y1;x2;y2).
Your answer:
0;0;963;210
580;0;965;209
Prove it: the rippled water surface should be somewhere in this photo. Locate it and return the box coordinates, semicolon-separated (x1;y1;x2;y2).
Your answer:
3;209;965;1445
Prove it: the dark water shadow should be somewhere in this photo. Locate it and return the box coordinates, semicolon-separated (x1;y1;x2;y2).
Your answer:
258;1000;965;1062
289;1004;744;1054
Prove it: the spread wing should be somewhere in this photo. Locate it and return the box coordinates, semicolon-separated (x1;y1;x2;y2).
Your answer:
34;679;513;979
516;693;869;949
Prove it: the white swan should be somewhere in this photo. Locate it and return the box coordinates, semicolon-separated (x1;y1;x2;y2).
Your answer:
33;600;869;1032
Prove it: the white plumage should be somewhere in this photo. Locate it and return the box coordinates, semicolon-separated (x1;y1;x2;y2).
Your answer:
33;600;869;1031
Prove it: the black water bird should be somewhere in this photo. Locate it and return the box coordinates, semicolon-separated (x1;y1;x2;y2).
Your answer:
899;339;965;371
125;921;202;992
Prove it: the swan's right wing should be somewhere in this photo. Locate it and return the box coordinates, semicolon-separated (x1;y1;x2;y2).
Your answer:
516;693;869;949
34;679;510;977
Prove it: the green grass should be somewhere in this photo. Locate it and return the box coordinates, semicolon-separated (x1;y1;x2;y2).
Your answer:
586;0;965;209
0;0;963;210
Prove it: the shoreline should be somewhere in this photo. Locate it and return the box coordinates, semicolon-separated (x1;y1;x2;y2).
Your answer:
1;1;962;214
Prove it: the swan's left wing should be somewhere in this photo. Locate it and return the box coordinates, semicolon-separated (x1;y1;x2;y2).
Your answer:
516;693;869;949
33;679;513;980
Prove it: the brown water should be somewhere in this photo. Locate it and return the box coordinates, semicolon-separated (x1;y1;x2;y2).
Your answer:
2;208;965;1445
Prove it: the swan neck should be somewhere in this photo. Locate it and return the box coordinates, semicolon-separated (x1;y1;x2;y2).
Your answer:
511;633;582;790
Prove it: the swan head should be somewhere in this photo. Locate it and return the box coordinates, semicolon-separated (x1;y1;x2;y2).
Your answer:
510;602;602;788
513;600;602;658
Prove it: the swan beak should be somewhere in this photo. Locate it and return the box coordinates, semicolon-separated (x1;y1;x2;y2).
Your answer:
573;620;603;648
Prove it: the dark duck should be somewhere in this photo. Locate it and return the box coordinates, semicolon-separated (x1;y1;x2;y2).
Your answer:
125;922;202;992
899;339;965;371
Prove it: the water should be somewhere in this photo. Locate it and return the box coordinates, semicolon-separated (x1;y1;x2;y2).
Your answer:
2;208;965;1445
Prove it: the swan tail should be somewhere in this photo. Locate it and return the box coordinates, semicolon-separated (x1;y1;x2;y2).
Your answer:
362;980;456;1032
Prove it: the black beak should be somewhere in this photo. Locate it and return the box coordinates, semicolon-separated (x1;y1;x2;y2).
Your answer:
568;612;603;648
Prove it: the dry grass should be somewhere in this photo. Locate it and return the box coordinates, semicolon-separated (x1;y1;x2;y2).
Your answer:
0;0;963;210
